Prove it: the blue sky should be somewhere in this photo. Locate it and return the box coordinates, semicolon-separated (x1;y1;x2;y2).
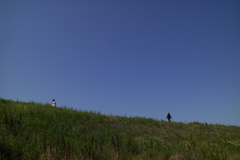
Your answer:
1;1;240;126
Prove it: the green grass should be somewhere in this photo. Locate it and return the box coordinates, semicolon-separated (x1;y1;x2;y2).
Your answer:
0;98;240;160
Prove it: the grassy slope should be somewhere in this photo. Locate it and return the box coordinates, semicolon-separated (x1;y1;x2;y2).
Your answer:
0;98;240;160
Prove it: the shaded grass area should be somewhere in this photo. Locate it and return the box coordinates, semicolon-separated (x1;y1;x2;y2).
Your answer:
0;98;240;159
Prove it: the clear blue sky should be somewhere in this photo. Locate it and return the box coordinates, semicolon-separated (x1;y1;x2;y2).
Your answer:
1;1;240;126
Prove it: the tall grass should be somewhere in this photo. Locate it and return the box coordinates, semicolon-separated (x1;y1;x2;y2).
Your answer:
0;98;240;159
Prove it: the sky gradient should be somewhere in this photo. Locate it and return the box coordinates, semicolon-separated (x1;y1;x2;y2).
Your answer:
1;1;240;126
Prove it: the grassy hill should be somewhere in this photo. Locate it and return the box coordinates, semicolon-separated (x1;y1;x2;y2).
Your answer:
0;98;240;160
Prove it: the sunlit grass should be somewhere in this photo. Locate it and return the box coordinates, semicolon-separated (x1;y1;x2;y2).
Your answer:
0;98;240;159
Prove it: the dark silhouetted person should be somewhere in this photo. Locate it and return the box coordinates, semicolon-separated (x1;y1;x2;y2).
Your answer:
51;99;56;107
166;113;172;122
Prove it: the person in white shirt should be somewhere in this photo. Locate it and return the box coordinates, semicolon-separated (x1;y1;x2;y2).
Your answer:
51;99;56;107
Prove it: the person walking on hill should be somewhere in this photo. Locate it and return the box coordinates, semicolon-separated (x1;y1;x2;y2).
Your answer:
166;113;172;122
51;99;56;107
